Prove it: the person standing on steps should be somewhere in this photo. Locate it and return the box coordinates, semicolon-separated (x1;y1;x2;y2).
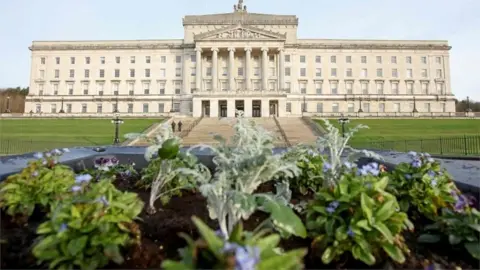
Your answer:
178;121;183;132
171;121;176;132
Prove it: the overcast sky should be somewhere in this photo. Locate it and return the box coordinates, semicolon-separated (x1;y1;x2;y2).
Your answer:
0;0;479;100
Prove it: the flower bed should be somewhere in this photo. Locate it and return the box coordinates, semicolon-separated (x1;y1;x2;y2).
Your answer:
1;114;479;270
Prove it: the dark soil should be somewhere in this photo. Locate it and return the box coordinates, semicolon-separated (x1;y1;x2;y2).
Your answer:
1;178;479;269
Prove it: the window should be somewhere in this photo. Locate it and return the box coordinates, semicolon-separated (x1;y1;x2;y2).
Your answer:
222;67;228;76
285;55;290;62
285;82;291;93
316;68;322;77
146;56;151;63
254;67;260;76
436;57;441;64
175;68;181;77
39;70;45;79
160;68;166;77
407;83;414;94
53;84;59;95
300;55;306;63
67;83;72;95
191;54;196;62
378;103;385;113
145;69;150;77
361;56;367;63
206;67;212;76
143;103;149;113
300;68;306;77
394;103;400;112
316;103;323;113
436;83;444;94
330;68;337;77
55;69;59;78
425;103;431;112
84;69;90;78
100;57;105;64
81;104;87;113
406;56;412;64
128;82;134;95
85;57;90;64
364;103;370;113
159;82;166;95
332;103;339;113
361;83;368;94
116;56;120;64
130;56;135;64
391;56;397;64
238;67;244;76
97;104;103;113
160;56;166;63
35;104;41;113
66;104;72;113
391;82;399;95
376;56;382;64
269;67;275;77
361;68;368;78
112;83;119;95
97;83;104;95
392;68;398;78
175;55;182;63
38;84;44;96
345;68;352;77
130;69;135;78
114;69;120;77
191;67;196;76
83;82;89;95
441;103;446;112
143;82;150;94
421;69;428;78
346;82;353;94
406;69;413;78
51;104;57;113
70;57;75;64
315;82;322;94
112;103;118;113
128;103;133;113
421;56;427;64
315;56;321;63
191;81;197;91
56;57;60;64
269;55;274;62
330;55;336;63
436;69;443;78
173;103;180;112
300;82;307;94
346;56;352;63
376;83;384;94
285;67;291;76
376;68;383;77
158;103;165;113
69;69;75;78
330;82;338;95
175;81;181;94
286;102;291;113
269;81;275;91
99;69;104;78
41;57;45;64
205;81;212;91
347;103;355;113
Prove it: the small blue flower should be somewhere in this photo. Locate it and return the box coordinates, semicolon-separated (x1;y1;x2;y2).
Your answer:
326;201;339;214
347;227;354;237
75;174;92;184
453;194;469;212
404;174;412;180
344;161;354;169
215;229;226;239
424;263;435;270
431;180;437;187
33;152;43;159
411;159;422;168
408;151;417;157
322;162;332;173
357;163;379;176
427;170;436;177
31;171;39;177
71;185;82;192
235;246;260;270
58;223;68;233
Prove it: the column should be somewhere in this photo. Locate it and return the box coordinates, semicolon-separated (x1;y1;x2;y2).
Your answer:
182;51;190;95
227;99;235;117
261;99;270;117
245;47;252;91
261;47;269;91
244;98;252;117
228;47;235;91
210;99;219;117
195;47;202;92
212;48;219;91
192;99;202;117
278;48;284;91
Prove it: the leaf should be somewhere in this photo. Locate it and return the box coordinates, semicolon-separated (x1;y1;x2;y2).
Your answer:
256;234;281;253
361;193;374;224
338;178;349;195
162;260;192;270
32;235;59;255
70;205;81;218
356;219;372;231
375;200;396;222
417;234;442;243
259;196;306;238
448;235;463;245
67;235;88;256
373;176;389;190
468;224;480;232
464;242;480;260
191;216;223;259
373;222;394;243
229;222;243;242
321;247;335;264
352;245;376;265
257;249;307;270
382;242;405;263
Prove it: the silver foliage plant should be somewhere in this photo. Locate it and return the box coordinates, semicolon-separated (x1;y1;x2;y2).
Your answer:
314;119;384;187
177;111;305;239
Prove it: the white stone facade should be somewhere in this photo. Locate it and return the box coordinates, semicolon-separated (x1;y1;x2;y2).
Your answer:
25;2;455;117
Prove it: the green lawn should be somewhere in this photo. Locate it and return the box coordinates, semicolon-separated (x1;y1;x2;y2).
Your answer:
315;119;480;156
0;118;163;155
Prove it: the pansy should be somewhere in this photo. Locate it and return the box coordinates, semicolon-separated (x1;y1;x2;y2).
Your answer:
45;152;52;158
411;158;422;168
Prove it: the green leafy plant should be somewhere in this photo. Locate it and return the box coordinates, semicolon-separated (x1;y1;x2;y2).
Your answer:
418;202;480;260
32;177;144;270
82;156;138;182
0;149;75;222
306;165;414;266
162;216;307;270
288;150;326;196
386;151;458;220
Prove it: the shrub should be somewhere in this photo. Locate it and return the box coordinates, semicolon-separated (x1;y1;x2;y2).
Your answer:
0;149;75;221
386;151;458;220
32;177;144;270
162;216;307;270
306;164;414;266
284;149;326;196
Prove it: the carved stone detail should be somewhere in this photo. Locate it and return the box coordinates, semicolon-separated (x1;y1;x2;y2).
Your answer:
214;28;264;39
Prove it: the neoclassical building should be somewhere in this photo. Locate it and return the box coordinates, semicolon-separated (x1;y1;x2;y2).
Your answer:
25;1;455;117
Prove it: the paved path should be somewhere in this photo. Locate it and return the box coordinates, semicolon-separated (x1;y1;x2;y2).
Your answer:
276;117;318;146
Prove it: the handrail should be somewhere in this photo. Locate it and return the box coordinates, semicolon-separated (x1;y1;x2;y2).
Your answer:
179;116;203;138
273;116;291;147
301;116;325;136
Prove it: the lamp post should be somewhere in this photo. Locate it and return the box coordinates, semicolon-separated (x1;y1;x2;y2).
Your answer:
302;95;306;115
358;97;363;113
466;96;472;112
338;116;350;138
111;112;124;145
412;96;418;113
59;97;65;113
170;96;175;113
113;97;119;113
5;96;11;113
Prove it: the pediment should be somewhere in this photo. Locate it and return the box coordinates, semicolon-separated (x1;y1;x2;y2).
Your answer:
195;25;286;41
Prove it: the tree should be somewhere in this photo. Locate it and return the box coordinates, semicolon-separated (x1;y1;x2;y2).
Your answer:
456;98;480;112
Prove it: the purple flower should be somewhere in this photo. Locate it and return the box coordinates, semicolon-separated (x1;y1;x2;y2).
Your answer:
215;229;226;239
31;171;39;177
424;263;435;270
427;170;436;177
404;174;412;180
235;246;260;270
71;185;82;192
347;227;354;237
323;162;332;173
33;152;43;159
453;194;469;212
344;161;355;170
58;223;68;233
326;201;339;214
75;174;92;184
411;159;422;168
357;162;379;176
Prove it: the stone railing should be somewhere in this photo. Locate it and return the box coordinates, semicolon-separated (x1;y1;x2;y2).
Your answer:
273;116;291;147
306;112;480;119
192;89;288;96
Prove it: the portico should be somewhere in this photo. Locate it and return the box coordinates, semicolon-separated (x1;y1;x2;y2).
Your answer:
193;97;285;118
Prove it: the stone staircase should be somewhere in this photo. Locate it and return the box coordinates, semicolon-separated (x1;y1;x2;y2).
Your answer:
275;117;318;146
129;117;195;146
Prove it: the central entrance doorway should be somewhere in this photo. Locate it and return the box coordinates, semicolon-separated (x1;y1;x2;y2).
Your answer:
252;100;261;117
269;100;278;117
219;100;227;117
235;100;244;117
201;100;210;117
